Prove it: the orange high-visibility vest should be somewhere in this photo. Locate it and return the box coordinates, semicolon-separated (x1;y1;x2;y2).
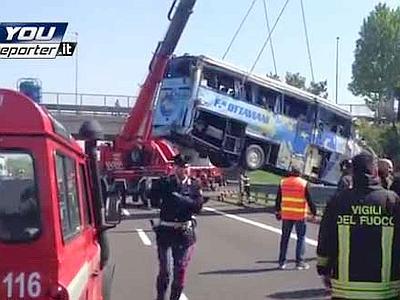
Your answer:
280;176;308;221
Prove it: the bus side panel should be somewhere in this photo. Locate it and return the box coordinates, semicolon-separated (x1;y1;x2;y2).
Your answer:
195;87;314;164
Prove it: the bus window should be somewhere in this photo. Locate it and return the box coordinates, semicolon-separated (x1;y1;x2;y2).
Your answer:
219;74;235;96
55;153;82;240
202;68;218;89
202;68;242;99
244;83;253;103
318;108;351;138
257;88;280;112
0;152;40;242
164;59;192;78
283;95;309;120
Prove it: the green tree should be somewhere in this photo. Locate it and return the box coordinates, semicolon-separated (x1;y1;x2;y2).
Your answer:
356;120;400;165
307;80;328;99
356;120;386;156
285;72;328;98
266;72;281;81
348;3;400;119
285;72;306;89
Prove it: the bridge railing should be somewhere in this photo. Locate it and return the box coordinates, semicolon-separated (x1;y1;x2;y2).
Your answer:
41;92;137;115
42;92;137;108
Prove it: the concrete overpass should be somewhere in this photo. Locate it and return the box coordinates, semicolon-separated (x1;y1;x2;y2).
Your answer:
44;104;129;140
41;92;135;139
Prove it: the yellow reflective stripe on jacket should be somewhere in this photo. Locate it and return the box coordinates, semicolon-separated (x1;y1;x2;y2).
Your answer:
281;207;307;213
332;279;400;290
338;225;350;282
382;226;394;282
331;289;399;299
317;256;329;267
333;225;398;299
281;196;305;203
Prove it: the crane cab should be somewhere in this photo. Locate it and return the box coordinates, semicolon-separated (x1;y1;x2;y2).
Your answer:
0;89;120;300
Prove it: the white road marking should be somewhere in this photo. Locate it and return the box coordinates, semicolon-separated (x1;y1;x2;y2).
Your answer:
179;293;188;300
204;207;318;247
121;208;131;216
136;229;152;246
135;230;189;299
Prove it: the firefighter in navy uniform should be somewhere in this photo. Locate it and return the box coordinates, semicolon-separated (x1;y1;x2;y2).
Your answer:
317;152;400;300
150;155;204;300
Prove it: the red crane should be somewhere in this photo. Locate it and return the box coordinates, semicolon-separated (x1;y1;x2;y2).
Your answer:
99;0;197;204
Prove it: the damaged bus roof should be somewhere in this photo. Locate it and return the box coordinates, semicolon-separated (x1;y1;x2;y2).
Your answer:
175;54;352;118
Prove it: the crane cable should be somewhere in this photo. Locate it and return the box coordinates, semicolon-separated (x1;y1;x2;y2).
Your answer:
300;0;315;82
222;0;257;60
247;0;290;77
262;0;278;76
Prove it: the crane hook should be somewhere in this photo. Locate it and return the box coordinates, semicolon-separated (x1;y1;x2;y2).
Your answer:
167;0;178;21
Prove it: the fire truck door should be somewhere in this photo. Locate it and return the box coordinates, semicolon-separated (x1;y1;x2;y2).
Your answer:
78;164;102;300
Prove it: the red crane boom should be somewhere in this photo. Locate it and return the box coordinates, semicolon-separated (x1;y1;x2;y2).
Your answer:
99;0;197;203
115;0;196;151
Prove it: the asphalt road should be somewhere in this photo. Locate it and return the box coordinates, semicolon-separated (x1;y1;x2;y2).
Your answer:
108;200;329;300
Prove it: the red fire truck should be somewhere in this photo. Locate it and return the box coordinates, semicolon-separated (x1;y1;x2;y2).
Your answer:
98;0;218;205
0;89;121;299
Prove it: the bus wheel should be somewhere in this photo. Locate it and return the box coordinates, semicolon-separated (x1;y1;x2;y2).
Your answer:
245;144;265;170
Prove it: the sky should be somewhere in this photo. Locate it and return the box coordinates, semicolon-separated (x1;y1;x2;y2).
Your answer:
0;0;398;105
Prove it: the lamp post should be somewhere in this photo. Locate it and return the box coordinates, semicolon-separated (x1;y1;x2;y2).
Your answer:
73;32;79;105
335;36;339;104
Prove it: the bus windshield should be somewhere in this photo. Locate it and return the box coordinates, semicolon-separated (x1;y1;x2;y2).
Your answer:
164;58;192;78
0;152;40;243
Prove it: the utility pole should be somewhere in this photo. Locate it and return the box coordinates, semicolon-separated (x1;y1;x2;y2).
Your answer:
73;32;79;105
335;36;339;104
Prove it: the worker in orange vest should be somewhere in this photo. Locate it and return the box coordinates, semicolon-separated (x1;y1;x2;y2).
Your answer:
275;167;317;270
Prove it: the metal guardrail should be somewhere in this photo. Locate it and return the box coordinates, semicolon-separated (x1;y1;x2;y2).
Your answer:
42;92;136;108
220;181;337;215
250;183;337;206
43;103;131;115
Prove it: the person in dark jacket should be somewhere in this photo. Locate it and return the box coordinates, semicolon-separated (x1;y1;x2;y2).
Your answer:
390;173;400;197
337;159;353;192
151;155;204;300
317;152;400;299
240;171;251;203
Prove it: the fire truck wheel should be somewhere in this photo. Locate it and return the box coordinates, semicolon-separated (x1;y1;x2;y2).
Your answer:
245;144;265;170
102;261;116;300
